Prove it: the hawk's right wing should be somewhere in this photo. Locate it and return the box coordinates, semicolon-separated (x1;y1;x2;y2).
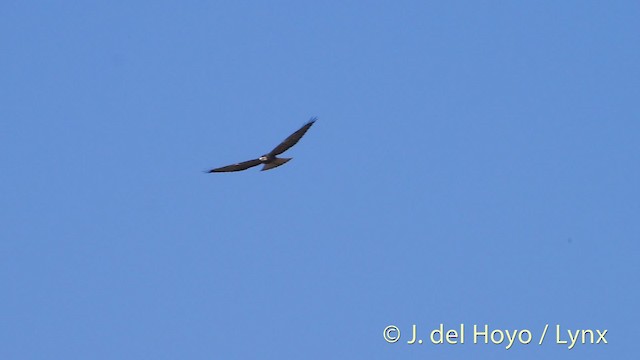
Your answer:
207;159;262;172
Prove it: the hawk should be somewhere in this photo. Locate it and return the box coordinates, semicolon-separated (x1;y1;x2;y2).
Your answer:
207;117;317;172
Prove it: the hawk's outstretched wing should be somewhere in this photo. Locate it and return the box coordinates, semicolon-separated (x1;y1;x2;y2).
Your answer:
207;159;261;173
269;118;316;156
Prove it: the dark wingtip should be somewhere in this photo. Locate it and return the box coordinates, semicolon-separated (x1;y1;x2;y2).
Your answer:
309;116;318;124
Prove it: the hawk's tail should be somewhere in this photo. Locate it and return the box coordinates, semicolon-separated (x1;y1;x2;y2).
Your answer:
261;158;291;171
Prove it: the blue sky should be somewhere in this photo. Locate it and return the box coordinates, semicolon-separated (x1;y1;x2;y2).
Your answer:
1;1;638;359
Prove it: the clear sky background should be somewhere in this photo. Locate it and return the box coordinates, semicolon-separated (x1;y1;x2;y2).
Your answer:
2;1;638;359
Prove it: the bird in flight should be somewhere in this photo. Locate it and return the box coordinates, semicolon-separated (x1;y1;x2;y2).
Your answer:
207;117;317;173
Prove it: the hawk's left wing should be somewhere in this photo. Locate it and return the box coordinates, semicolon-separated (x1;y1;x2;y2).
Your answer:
269;118;316;156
